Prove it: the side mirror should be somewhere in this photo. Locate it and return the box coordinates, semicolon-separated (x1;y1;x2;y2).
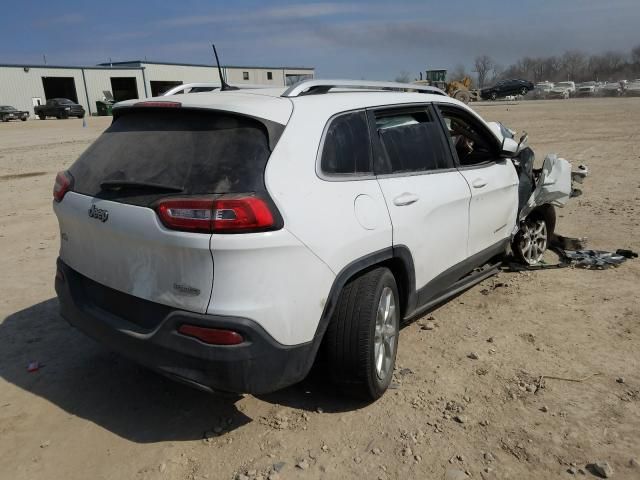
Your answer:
500;137;519;157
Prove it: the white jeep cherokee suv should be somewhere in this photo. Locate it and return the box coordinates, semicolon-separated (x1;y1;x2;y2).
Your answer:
53;80;580;400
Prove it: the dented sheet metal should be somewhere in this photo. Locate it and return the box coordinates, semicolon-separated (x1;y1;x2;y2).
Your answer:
492;119;590;222
520;154;574;220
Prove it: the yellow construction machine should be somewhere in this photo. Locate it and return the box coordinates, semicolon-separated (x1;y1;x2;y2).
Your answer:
413;69;478;103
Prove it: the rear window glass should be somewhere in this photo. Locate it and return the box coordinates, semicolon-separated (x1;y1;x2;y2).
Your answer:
320;111;372;176
70;109;274;204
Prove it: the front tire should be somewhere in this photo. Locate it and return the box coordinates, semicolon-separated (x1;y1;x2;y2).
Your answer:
326;267;399;400
513;213;549;265
520;87;528;96
490;91;498;101
38;113;46;120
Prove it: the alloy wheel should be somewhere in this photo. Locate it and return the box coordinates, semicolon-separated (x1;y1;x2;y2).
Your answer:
518;218;548;265
374;286;398;380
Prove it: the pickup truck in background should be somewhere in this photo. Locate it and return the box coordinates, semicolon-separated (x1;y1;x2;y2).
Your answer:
35;98;85;119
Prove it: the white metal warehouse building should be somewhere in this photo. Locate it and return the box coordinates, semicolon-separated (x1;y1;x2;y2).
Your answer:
0;60;314;117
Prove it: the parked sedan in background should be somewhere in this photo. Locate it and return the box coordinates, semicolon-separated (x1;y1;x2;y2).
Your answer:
548;81;576;99
601;82;623;96
576;81;600;97
625;80;640;96
480;79;534;100
533;82;554;99
0;105;29;122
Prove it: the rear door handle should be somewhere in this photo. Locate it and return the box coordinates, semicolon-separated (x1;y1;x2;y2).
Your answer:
472;178;488;188
393;193;419;206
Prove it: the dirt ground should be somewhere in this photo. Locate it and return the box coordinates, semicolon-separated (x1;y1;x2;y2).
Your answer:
0;98;639;480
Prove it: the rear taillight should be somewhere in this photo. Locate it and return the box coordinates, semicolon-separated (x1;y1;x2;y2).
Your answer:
53;171;73;202
178;324;244;345
155;195;278;233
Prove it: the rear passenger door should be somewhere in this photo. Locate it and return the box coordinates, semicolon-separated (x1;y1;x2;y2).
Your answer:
435;104;519;257
369;105;471;300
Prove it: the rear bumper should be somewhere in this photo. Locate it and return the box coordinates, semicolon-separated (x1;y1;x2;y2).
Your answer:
55;258;316;394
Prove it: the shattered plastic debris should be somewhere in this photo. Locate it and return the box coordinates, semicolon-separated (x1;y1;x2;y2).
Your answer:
505;247;632;271
504;235;634;271
560;250;629;269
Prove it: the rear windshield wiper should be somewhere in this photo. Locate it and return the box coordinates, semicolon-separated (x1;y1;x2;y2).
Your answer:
100;180;184;193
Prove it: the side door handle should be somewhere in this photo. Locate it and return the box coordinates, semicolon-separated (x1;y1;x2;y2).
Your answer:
472;178;488;188
393;193;419;206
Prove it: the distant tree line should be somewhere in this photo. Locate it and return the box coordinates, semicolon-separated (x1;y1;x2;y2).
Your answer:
476;45;640;87
397;45;640;89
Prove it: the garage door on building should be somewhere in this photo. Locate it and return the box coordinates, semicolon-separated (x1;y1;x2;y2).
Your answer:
42;77;78;102
110;77;139;102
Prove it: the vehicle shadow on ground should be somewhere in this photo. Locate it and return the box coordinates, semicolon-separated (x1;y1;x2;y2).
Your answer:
0;298;365;443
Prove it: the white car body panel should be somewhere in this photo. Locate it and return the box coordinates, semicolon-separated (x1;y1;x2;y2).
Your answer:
207;229;335;345
376;171;471;288
458;160;519;256
54;192;214;314
265;99;394;276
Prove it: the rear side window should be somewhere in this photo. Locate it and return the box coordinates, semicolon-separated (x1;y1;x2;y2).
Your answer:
320;111;372;176
69;109;276;205
375;109;452;174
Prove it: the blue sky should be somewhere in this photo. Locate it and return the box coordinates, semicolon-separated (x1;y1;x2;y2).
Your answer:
2;0;639;79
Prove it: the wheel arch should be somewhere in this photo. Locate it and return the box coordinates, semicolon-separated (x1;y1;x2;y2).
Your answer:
529;204;556;237
307;246;416;371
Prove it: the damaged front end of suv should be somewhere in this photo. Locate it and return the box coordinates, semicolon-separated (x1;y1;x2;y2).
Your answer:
492;123;589;265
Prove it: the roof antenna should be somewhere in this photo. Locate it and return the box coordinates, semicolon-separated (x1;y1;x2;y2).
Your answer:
212;43;238;91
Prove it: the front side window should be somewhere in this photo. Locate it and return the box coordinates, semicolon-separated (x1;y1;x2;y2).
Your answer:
374;108;452;174
243;71;249;80
437;106;499;166
320;111;372;176
267;71;273;80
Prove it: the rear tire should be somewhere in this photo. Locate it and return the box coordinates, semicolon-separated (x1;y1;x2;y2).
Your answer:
490;91;498;101
326;267;399;401
520;87;528;96
38;113;46;120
